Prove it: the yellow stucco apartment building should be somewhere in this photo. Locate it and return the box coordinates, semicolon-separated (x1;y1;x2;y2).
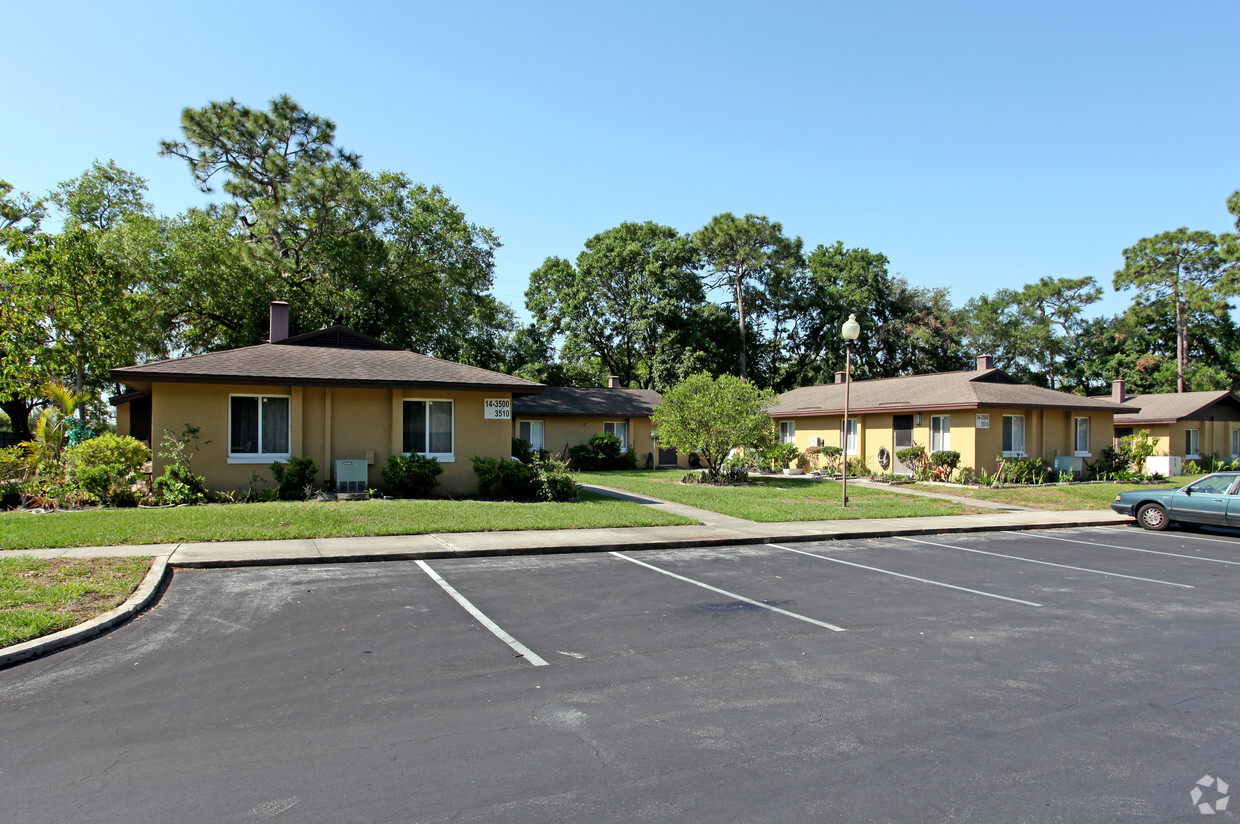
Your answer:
511;380;688;469
1108;381;1240;472
768;356;1133;476
111;305;544;497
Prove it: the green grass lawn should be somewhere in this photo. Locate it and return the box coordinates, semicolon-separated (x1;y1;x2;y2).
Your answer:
0;491;694;551
575;470;967;521
906;475;1204;511
0;556;152;646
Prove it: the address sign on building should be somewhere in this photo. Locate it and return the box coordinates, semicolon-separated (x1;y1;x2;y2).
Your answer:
484;398;511;420
976;413;990;429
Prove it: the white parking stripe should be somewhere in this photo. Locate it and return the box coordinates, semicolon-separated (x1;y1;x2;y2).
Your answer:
609;552;847;632
768;543;1043;607
896;537;1195;588
1012;531;1240;566
416;561;549;666
1099;526;1240;548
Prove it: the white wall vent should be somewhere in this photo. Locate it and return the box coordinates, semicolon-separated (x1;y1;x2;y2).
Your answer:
336;459;369;493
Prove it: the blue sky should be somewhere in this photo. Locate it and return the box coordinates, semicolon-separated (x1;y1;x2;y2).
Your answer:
5;1;1238;320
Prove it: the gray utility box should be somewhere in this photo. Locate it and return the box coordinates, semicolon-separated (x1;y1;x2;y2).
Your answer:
335;459;369;493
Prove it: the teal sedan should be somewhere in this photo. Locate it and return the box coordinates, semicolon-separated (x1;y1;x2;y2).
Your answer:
1111;472;1240;530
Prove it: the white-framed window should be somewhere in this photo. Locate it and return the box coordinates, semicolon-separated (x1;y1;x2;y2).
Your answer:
603;421;628;451
930;415;950;453
1074;417;1090;457
229;394;290;463
1002;415;1026;457
779;420;796;445
1186;428;1200;459
840;419;859;456
518;420;544;451
403;399;454;462
1232;429;1239;459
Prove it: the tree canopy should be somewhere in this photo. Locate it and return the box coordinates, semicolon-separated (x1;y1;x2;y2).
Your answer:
5;95;1240;445
650;372;776;477
1113;228;1238;393
526;221;703;389
693;213;803;381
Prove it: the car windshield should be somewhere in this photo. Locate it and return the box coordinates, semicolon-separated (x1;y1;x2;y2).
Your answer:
1187;474;1237;495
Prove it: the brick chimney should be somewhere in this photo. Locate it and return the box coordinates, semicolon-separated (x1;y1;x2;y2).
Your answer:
608;375;621;389
976;354;994;371
268;301;289;343
834;371;847;384
1111;379;1126;404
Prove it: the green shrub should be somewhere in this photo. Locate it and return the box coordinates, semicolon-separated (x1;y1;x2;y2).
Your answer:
63;433;150;505
767;442;801;470
512;437;534;464
152;464;207;504
1087;446;1130;479
270;456;319;501
567;433;637;471
0;445;29;508
1122;429;1157;474
682;466;748;484
724;450;761;472
1199;451;1227;472
998;456;1048;484
818;445;844;475
531;453;578;501
927;450;961;482
895;446;929;478
953;466;978;485
472;455;539;499
153;424;209;504
382;454;443;498
846;456;871;477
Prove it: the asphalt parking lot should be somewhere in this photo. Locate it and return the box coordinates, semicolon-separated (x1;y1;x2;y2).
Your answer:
4;526;1240;823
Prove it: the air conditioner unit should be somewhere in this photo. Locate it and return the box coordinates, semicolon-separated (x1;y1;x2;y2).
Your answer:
1053;456;1084;477
335;459;369;493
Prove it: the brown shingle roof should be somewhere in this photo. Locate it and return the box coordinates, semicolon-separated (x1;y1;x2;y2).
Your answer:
1113;391;1240;424
513;386;661;417
769;368;1132;417
111;329;544;394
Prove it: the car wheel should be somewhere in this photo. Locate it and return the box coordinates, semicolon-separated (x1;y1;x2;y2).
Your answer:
1137;503;1169;531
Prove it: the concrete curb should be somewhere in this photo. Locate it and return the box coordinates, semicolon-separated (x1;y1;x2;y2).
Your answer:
0;555;171;670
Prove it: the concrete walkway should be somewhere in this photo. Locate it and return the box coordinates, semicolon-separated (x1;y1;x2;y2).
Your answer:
580;482;757;525
7;499;1128;569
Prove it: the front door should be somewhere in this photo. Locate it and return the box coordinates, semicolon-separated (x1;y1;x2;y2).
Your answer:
893;415;915;474
658;446;678;467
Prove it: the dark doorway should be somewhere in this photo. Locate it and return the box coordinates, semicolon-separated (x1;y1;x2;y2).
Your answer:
893;415;915;474
130;395;152;446
658;446;678;467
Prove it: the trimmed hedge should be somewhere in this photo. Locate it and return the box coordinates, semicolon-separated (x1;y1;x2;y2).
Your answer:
567;433;637;471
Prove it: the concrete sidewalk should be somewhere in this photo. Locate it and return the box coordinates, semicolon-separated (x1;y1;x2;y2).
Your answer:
8;508;1129;568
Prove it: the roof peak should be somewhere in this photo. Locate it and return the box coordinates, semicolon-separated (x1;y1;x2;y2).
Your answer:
276;326;397;351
